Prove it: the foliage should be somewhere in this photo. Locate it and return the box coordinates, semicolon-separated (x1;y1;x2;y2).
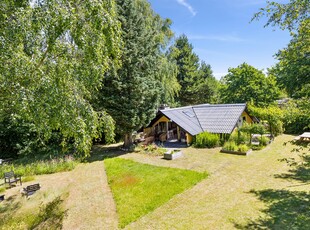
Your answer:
253;0;310;31
194;61;220;104
220;63;280;106
248;104;284;136
194;132;220;148
135;143;166;156
0;117;39;158
96;0;175;147
223;141;249;152
272;19;310;98
260;136;270;146
238;144;249;153
223;141;239;151
254;0;310;99
229;129;250;145
104;158;208;228
0;155;78;177
168;35;219;106
282;98;310;134
0;0;121;156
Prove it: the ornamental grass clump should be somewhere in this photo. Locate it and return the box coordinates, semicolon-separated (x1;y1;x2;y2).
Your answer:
238;144;249;153
194;132;220;148
260;136;270;146
223;141;239;151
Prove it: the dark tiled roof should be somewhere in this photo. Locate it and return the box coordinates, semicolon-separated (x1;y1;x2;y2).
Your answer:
160;103;247;135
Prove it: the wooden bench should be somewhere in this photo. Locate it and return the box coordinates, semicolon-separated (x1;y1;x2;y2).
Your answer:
23;184;41;197
4;171;22;187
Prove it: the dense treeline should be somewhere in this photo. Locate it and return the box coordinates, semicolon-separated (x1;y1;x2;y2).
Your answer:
0;0;309;158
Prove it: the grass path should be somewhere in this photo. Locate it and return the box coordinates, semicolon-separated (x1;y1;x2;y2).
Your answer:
1;160;118;230
122;135;310;229
62;161;118;229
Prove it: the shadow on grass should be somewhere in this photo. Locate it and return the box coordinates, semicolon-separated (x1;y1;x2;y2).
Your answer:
275;141;310;183
235;139;310;229
0;195;21;226
85;144;127;163
235;189;310;229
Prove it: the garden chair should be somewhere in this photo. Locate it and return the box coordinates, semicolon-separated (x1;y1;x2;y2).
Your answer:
4;171;22;187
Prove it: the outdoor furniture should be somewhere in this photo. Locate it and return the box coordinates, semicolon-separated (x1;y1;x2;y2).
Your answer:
0;158;13;165
22;183;41;198
4;171;22;187
299;132;310;142
142;136;155;145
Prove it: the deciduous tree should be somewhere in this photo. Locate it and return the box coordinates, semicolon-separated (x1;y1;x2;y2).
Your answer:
221;63;280;106
0;0;121;156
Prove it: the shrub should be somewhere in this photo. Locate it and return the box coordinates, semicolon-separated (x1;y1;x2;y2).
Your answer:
229;129;250;144
223;141;238;151
260;136;270;146
194;132;220;148
238;144;249;152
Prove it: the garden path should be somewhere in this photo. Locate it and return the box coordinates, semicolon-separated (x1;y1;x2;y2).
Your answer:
62;161;118;229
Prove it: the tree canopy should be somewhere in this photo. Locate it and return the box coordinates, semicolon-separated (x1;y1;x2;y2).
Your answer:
95;0;177;147
221;63;280;106
273;19;310;98
0;0;121;156
168;35;219;106
253;0;310;31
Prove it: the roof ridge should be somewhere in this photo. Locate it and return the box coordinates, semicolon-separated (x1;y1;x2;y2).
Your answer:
162;103;247;111
192;107;204;132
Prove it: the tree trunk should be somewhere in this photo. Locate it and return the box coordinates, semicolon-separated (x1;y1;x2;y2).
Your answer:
123;133;133;148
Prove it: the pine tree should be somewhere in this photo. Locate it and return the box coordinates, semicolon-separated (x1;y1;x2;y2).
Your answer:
168;35;218;105
96;0;176;147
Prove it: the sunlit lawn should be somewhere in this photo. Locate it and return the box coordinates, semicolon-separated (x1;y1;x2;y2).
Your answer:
104;158;208;228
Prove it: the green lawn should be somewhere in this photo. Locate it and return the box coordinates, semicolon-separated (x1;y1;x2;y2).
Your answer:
104;158;208;228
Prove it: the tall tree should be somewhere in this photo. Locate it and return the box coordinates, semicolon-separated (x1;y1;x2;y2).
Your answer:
0;0;121;156
96;0;176;147
168;35;200;105
221;63;280;106
254;0;310;98
195;61;220;104
168;35;218;105
272;19;310;98
253;0;310;31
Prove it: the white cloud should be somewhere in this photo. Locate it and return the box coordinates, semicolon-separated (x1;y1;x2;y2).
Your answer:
176;0;197;16
188;34;246;42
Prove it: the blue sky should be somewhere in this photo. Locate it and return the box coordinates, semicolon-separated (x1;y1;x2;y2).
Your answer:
148;0;291;79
